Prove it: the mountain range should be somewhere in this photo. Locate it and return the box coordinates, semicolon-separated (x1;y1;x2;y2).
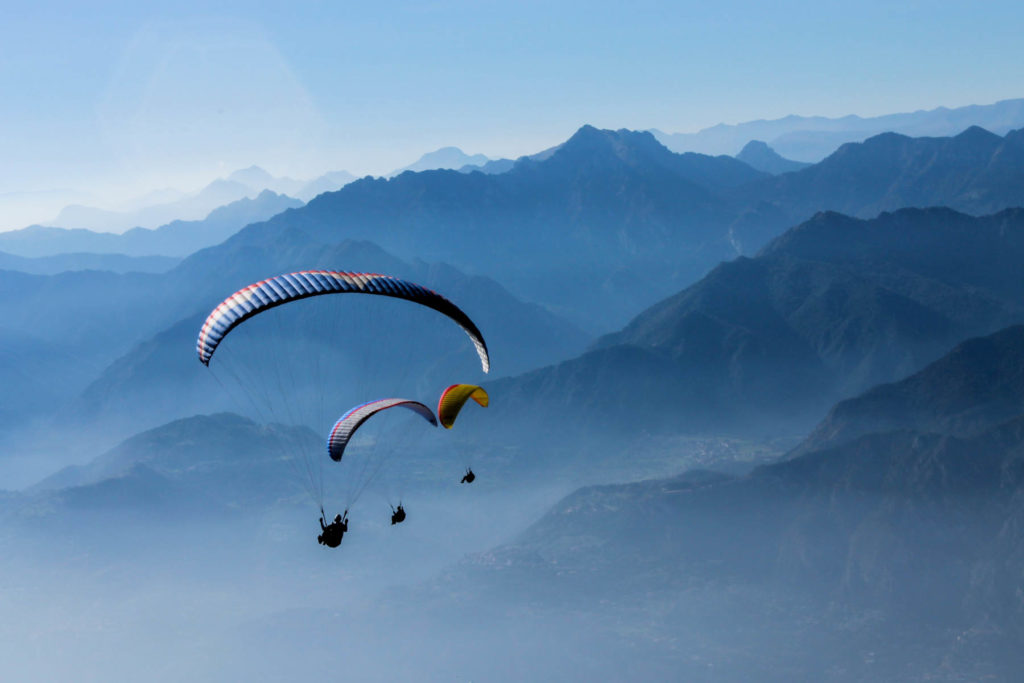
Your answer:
8;123;1024;336
244;125;772;331
742;126;1024;221
389;146;491;175
48;168;352;233
0;251;178;275
39;144;495;235
232;124;1024;332
652;97;1024;161
486;207;1024;444
0;190;301;258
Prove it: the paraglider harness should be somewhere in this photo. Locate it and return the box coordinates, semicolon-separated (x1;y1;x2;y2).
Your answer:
391;503;406;525
318;508;348;548
461;467;475;484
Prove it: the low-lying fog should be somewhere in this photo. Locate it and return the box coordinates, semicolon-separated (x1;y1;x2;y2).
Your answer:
0;483;576;681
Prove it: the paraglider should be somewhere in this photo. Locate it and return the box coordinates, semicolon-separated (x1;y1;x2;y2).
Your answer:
437;384;489;429
327;398;438;462
197;270;490;372
437;384;488;483
391;503;407;525
318;509;348;547
196;269;491;551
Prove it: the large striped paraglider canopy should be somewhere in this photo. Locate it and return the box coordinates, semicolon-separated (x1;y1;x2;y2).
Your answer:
327;398;438;462
196;270;489;372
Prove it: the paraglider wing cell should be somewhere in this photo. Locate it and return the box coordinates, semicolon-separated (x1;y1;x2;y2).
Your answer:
196;271;489;372
437;384;489;429
327;398;438;462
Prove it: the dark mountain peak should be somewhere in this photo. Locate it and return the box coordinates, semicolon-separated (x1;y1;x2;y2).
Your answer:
737;141;769;161
857;126;1000;156
756;210;861;257
565;123;602;141
816;129;915;162
858;130;912;148
825;125;1004;163
736;140;812;175
534;125;766;191
954;125;1001;144
1003;127;1024;145
554;125;665;162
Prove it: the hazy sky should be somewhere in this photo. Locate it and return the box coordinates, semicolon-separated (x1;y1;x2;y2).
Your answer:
2;0;1023;228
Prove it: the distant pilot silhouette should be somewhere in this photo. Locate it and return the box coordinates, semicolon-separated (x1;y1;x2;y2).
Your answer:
391;503;406;525
461;467;475;484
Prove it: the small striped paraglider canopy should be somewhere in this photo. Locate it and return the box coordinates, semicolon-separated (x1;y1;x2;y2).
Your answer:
327;398;438;462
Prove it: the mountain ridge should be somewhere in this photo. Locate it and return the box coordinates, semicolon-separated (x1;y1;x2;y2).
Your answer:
484;208;1024;441
0;190;302;258
652;97;1024;161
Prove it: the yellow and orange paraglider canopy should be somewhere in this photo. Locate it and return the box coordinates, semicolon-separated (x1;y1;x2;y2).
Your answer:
437;384;489;429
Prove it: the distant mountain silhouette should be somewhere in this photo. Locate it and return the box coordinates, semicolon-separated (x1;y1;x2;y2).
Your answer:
53;178;257;232
226;165;357;202
0;190;302;258
46;167;352;232
295;170;359;201
652;97;1024;160
458;158;514;174
489;208;1024;439
747;126;1024;220
735;140;811;174
0;251;178;275
225;165;279;189
390;146;491;176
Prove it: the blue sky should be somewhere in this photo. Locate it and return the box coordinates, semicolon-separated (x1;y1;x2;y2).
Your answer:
2;0;1022;228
